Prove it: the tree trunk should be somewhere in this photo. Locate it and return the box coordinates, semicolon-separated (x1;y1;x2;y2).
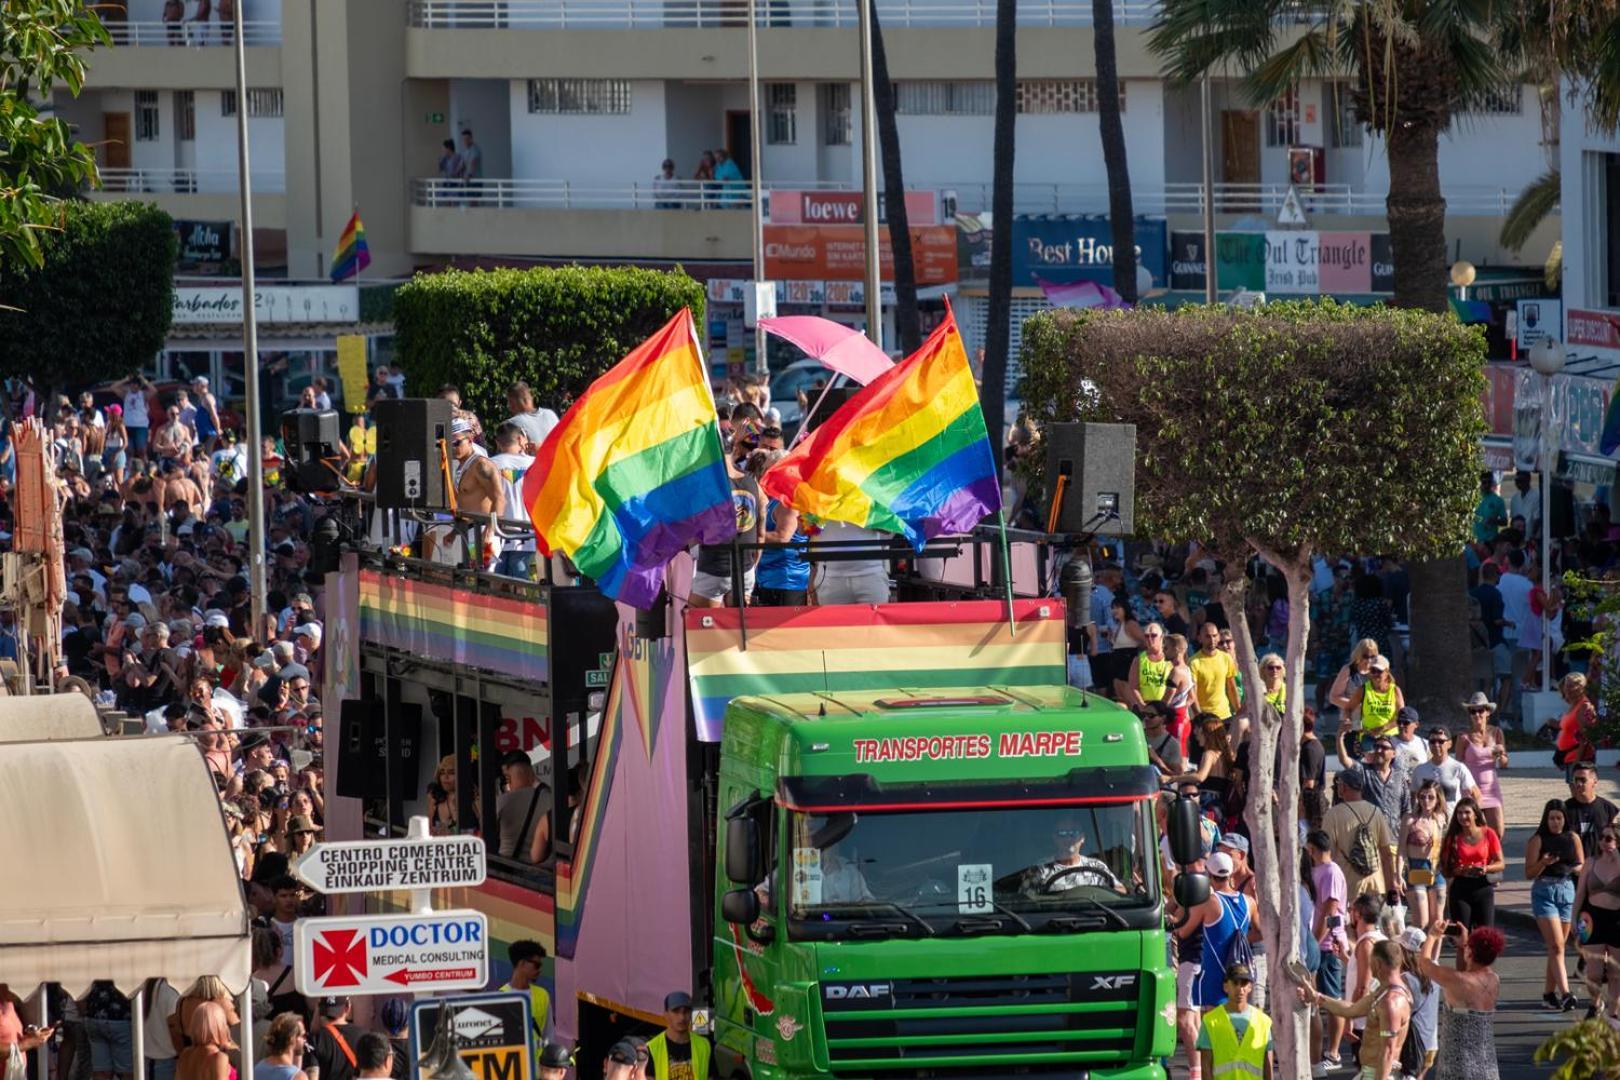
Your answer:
1090;0;1136;303
869;5;921;356
1386;120;1475;728
1228;547;1313;1080
982;0;1017;473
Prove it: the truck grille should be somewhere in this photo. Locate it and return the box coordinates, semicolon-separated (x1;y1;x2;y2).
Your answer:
821;971;1140;1077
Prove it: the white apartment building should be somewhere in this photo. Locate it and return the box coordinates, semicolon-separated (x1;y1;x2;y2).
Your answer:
67;0;1560;375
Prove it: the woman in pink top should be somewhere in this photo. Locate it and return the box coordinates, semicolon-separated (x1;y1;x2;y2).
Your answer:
1459;697;1509;839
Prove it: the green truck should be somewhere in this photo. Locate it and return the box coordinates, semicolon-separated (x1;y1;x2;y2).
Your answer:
713;685;1199;1080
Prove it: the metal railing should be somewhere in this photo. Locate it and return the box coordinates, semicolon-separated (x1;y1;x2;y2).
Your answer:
103;19;282;46
407;0;1161;28
410;176;1551;217
99;167;287;196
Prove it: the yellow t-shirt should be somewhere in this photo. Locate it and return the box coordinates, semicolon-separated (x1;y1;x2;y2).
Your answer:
1189;649;1238;719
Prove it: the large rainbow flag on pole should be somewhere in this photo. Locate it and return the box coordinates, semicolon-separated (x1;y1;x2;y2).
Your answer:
761;310;1001;549
522;309;737;608
328;211;370;282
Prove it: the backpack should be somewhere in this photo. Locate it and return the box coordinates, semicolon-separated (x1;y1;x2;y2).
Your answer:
1220;894;1254;971
1345;802;1380;878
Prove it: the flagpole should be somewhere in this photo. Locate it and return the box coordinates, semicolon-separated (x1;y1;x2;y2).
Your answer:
233;0;267;633
996;509;1017;638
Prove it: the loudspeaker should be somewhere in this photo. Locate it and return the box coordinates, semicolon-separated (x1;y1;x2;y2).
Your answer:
374;397;453;509
1045;422;1137;536
335;695;382;800
1551;479;1576;539
280;409;341;461
804;386;859;434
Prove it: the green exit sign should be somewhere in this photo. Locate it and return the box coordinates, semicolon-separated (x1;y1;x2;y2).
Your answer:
427;111;445;123
585;670;609;688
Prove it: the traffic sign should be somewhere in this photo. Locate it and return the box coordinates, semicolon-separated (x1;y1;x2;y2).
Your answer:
293;910;490;996
410;993;533;1080
293;834;487;893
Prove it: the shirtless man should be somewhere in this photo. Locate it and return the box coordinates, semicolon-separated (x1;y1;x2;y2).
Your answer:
150;404;193;461
1305;939;1412;1080
180;447;212;515
157;459;204;517
453;421;503;516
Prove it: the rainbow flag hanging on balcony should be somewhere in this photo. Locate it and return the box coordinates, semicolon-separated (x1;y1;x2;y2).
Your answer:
328;211;370;282
522;309;737;608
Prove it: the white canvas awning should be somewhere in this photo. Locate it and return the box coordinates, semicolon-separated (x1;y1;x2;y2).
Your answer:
0;693;105;742
0;736;251;995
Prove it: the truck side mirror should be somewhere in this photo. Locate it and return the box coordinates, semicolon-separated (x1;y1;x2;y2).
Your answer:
1175;871;1211;911
722;888;760;925
1167;795;1203;866
726;817;761;884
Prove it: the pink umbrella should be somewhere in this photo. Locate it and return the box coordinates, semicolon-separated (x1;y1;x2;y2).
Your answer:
758;316;894;386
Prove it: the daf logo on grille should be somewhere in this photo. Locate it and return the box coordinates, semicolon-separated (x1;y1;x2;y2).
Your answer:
825;983;891;999
1091;974;1137;990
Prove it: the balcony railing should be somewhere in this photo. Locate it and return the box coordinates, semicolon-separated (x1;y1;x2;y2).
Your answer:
99;167;287;196
406;0;1161;28
103;20;282;46
410;177;1551;217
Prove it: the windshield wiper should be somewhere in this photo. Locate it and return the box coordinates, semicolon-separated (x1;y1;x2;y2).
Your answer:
847;901;937;937
1070;894;1130;929
1040;915;1107;933
987;899;1034;932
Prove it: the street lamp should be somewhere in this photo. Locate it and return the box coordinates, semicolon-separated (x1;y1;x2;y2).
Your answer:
1450;259;1477;301
1529;335;1566;695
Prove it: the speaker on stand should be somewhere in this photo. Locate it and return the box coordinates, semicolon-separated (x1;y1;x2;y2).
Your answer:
1043;422;1137;537
373;398;454;510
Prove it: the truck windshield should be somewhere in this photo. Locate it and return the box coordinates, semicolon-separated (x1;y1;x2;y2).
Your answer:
784;801;1157;935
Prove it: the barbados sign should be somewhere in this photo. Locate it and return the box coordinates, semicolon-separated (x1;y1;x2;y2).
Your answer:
293;910;489;996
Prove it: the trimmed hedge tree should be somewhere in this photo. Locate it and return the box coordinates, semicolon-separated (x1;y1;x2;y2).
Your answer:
392;266;707;426
0;199;176;392
1020;299;1485;1080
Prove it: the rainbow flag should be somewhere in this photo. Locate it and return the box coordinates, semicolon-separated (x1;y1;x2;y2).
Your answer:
761;311;1001;549
522;309;735;608
328;211;370;282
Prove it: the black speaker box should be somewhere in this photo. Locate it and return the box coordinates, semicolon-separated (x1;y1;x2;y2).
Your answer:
280;408;341;462
1045;422;1137;536
804;385;860;434
374;397;453;509
1551;479;1576;539
335;695;382;800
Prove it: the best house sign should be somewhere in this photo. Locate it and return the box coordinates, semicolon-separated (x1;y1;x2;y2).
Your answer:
172;285;360;325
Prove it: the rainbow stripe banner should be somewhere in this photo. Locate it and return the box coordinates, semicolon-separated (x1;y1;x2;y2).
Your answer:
329;210;370;282
358;570;548;682
762;310;1001;549
523;310;735;609
684;600;1067;741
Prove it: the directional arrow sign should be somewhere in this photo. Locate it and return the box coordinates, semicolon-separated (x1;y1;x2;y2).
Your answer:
293;910;489;997
293;834;486;893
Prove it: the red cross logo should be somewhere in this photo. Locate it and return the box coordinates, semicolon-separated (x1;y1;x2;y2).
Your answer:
312;929;368;988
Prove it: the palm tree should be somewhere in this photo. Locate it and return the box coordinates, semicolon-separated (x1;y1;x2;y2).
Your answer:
1499;168;1560;252
982;0;1017;470
869;5;923;355
1093;0;1137;302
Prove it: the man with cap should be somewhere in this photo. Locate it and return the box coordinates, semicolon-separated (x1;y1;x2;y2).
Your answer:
496;751;551;864
1342;653;1404;751
1216;833;1269;1009
647;991;710;1079
1195;963;1272;1080
1412;726;1482;809
538;1042;573;1080
1174;851;1256;1013
1390;707;1427;769
308;996;358;1080
1333;730;1412;838
191;376;221;451
603;1040;641;1080
1322;770;1398;899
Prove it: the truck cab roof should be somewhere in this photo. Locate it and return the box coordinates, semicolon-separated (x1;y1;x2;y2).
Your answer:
722;685;1157;810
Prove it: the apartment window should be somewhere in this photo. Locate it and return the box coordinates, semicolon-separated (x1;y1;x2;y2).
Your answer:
895;81;994;116
175;90;195;142
1470;86;1523;115
527;78;632;115
1606;154;1620;308
221;89;284;118
820;83;851;146
1015;79;1125;114
135;91;159;142
1327;85;1361;148
766;83;797;145
1265;86;1300;147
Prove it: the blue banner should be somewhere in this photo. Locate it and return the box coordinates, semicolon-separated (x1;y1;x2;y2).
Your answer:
1011;215;1169;290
